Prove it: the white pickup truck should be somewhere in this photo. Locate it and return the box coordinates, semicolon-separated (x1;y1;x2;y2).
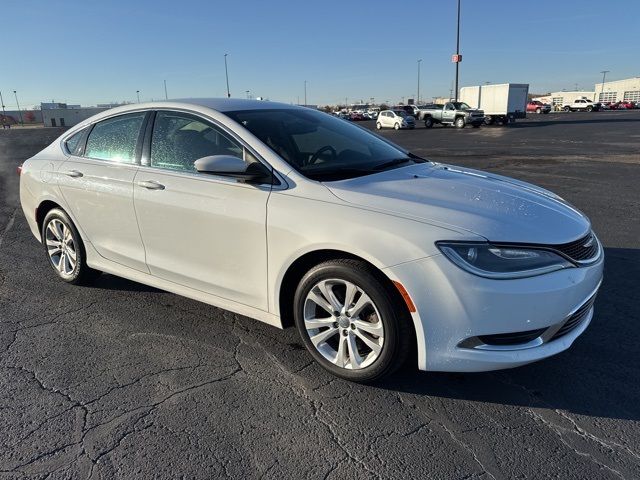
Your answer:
563;98;599;112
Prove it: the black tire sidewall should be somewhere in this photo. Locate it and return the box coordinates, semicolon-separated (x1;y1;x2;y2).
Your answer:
293;261;406;382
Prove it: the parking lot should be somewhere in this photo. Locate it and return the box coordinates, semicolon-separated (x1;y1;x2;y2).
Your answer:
1;111;639;478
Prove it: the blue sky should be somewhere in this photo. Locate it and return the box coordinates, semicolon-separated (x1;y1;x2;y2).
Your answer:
2;0;639;107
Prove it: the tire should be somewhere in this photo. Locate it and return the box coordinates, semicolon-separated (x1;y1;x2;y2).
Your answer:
424;117;434;128
394;123;400;130
564;106;571;112
293;259;413;383
586;106;593;112
454;116;465;128
536;108;541;114
42;208;101;285
376;122;382;130
484;116;494;125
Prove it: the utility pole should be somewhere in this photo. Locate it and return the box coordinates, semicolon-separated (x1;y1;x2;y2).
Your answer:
13;91;23;125
417;59;422;105
224;54;230;98
599;70;610;101
0;90;6;120
164;80;168;100
454;0;461;101
304;80;308;106
136;90;140;103
246;90;250;99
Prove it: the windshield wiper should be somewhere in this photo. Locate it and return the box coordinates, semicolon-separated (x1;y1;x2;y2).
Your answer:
372;158;415;171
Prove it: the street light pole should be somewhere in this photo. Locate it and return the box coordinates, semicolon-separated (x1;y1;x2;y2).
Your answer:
136;90;140;103
164;80;168;100
454;0;461;101
13;91;23;125
417;59;422;105
224;54;230;98
599;70;610;101
0;90;6;119
246;90;250;99
304;80;308;106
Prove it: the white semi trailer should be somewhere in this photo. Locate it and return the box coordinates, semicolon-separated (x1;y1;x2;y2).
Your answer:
459;83;529;125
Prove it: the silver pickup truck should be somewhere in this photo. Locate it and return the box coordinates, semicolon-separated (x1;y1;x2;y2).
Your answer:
418;102;485;128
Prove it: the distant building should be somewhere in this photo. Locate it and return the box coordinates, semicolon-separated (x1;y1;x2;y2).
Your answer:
42;107;110;127
594;76;640;104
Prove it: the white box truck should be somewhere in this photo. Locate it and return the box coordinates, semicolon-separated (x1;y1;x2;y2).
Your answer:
459;83;529;125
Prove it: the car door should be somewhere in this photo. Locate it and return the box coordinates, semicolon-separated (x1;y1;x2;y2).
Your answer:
57;111;150;273
443;103;455;122
133;110;271;310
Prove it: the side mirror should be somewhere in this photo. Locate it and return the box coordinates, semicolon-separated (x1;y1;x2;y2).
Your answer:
194;155;273;184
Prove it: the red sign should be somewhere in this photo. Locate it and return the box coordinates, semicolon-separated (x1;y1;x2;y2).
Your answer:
451;54;462;63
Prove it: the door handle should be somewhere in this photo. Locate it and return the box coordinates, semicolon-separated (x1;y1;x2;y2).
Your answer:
64;170;83;178
137;180;165;190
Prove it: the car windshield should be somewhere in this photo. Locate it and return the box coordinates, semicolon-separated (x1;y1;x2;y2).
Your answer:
225;108;426;181
452;102;471;110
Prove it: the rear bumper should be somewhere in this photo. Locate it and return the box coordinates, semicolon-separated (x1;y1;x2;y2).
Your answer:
384;251;604;372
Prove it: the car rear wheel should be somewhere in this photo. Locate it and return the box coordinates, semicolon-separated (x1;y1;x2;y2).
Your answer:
294;259;412;382
564;106;571;112
454;117;465;128
424;117;434;128
536;108;541;114
394;123;400;130
42;209;101;285
586;106;593;112
376;122;382;130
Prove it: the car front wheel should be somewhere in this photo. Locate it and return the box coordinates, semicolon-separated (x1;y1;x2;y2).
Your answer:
394;123;400;130
376;122;382;130
294;260;412;382
42;208;101;285
454;117;465;128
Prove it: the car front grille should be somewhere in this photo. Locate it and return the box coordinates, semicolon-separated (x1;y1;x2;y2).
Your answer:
551;293;597;340
550;231;599;263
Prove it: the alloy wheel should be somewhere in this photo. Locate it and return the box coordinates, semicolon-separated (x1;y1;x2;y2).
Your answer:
45;218;77;277
303;278;384;370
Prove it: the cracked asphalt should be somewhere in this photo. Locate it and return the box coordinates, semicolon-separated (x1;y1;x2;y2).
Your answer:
1;111;639;479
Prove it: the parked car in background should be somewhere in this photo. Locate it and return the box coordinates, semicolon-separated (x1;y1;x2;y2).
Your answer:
376;110;415;129
617;100;635;109
563;98;599;112
18;98;604;382
349;112;366;121
527;101;551;114
420;102;484;128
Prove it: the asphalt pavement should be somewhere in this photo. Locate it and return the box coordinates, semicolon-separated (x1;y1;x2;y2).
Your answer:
1;111;639;479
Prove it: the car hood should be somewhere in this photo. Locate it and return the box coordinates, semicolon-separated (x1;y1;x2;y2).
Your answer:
325;163;591;244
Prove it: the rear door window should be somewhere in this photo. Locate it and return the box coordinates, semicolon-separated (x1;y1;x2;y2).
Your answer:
85;113;146;163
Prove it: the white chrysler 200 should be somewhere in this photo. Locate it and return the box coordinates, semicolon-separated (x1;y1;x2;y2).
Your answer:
19;99;603;382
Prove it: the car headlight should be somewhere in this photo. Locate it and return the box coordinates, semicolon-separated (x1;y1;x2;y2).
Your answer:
437;242;574;279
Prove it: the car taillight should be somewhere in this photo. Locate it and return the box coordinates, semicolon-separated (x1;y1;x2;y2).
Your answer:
17;164;23;175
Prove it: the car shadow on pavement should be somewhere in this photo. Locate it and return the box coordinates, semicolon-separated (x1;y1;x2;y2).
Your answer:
375;247;640;422
90;273;162;293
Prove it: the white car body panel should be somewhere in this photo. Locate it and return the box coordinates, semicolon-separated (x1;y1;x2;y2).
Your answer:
19;99;604;373
133;166;271;310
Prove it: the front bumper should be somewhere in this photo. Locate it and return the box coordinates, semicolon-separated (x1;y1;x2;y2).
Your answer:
384;252;604;372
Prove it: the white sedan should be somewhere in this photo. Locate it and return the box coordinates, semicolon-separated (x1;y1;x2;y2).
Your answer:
19;99;603;382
